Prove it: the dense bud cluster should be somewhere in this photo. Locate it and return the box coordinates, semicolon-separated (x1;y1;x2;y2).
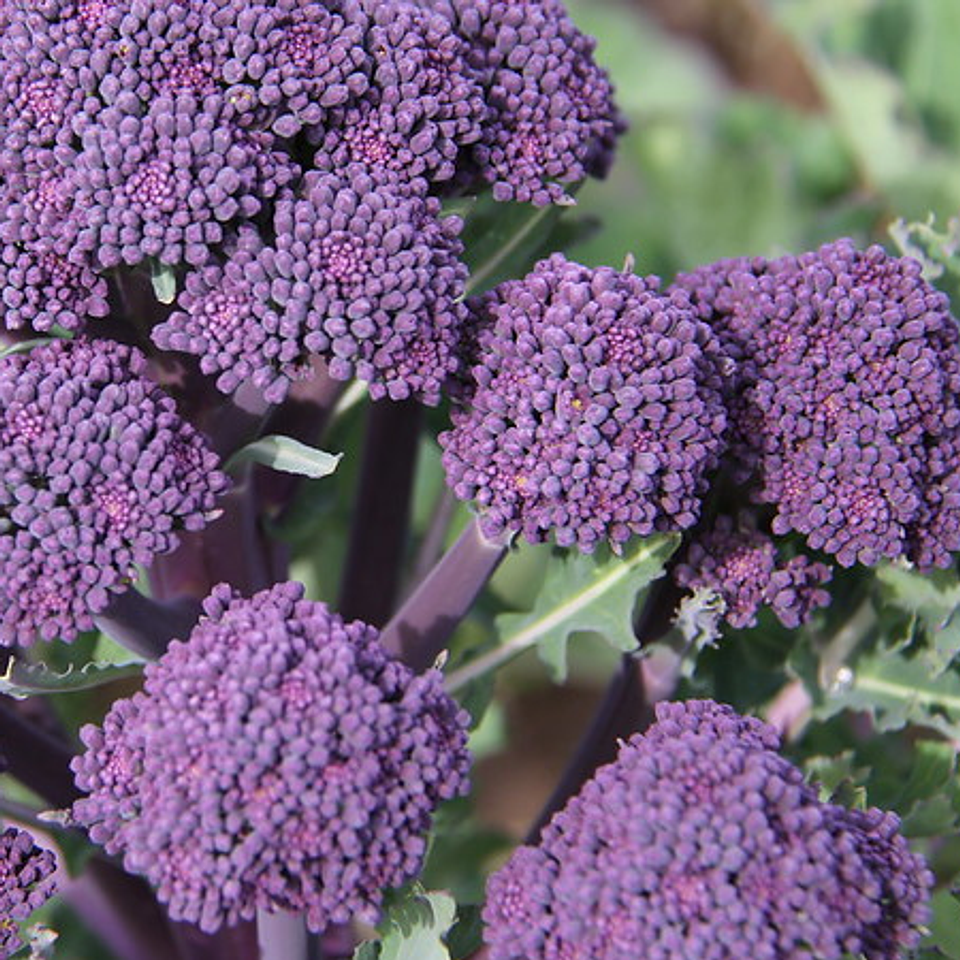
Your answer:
674;239;960;568
441;254;728;551
674;515;832;629
483;699;932;960
0;826;57;959
0;338;227;645
153;165;468;404
0;0;621;408
72;581;472;933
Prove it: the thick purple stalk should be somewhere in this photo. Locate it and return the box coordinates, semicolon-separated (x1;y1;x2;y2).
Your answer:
257;910;308;960
338;398;423;627
0;701;78;809
94;590;201;660
380;517;512;672
169;920;259;960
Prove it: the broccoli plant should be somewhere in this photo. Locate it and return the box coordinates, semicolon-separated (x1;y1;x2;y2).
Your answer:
0;1;959;959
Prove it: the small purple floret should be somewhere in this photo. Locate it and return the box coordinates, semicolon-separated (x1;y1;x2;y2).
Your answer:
71;581;472;934
441;254;728;551
674;239;960;569
483;700;933;960
0;338;228;645
0;826;57;959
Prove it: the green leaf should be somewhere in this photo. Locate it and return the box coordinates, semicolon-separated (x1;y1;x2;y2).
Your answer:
875;562;960;674
0;339;56;360
445;904;484;960
352;943;381;960
459;194;567;297
457;534;679;685
362;887;457;960
0;657;143;700
811;648;960;739
226;435;342;479
924;890;960;960
150;261;177;304
889;214;960;308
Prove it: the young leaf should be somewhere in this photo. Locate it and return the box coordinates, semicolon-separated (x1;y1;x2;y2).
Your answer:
0;657;143;700
452;534;678;685
875;562;960;674
0;339;56;360
356;887;458;960
227;435;342;479
811;648;960;740
150;260;178;304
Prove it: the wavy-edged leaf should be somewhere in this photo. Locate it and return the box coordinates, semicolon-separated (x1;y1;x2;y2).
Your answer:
448;534;678;687
0;657;143;700
889;214;960;308
875;562;960;675
811;648;960;739
354;887;457;960
227;435;342;479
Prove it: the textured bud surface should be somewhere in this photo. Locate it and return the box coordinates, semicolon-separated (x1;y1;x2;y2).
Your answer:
483;700;933;960
0;338;227;644
72;581;472;933
441;254;728;551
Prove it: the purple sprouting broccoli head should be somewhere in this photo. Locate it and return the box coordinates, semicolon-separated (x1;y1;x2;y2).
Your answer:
152;164;468;404
440;254;729;551
71;581;472;934
674;238;960;569
0;338;228;645
674;514;832;629
0;825;57;959
425;0;625;205
483;699;933;960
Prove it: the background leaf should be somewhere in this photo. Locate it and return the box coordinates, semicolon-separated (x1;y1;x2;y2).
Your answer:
227;435;342;479
0;658;143;700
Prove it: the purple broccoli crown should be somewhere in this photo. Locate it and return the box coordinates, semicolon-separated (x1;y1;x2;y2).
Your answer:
440;254;728;551
426;0;625;205
674;239;960;569
0;826;57;959
0;338;228;645
152;164;468;404
71;581;472;933
483;699;933;960
675;514;832;629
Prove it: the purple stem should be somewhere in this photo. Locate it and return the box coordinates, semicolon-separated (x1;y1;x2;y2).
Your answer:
338;398;423;627
257;910;308;960
380;517;511;672
524;572;684;842
169;920;260;960
94;589;202;660
61;858;180;960
0;701;78;809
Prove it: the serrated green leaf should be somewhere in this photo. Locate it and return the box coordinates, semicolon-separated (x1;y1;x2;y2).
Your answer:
0;657;143;700
352;942;381;960
875;563;960;674
925;890;960;960
451;534;678;685
374;888;457;960
227;435;342;479
889;214;960;309
812;649;960;739
150;261;177;304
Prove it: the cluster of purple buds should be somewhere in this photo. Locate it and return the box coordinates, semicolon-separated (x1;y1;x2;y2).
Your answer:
153;165;468;404
483;699;933;960
0;338;227;645
0;825;57;959
441;254;728;551
674;514;832;629
0;0;621;406
71;581;472;934
673;239;960;569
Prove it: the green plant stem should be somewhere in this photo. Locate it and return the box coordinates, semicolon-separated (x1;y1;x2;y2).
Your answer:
381;518;511;672
338;398;423;627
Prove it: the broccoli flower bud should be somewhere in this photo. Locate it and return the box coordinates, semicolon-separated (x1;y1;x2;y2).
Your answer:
674;239;960;568
0;338;228;645
153;164;468;404
483;700;933;960
674;515;832;629
440;254;728;551
426;0;625;205
71;581;472;934
0;826;57;959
